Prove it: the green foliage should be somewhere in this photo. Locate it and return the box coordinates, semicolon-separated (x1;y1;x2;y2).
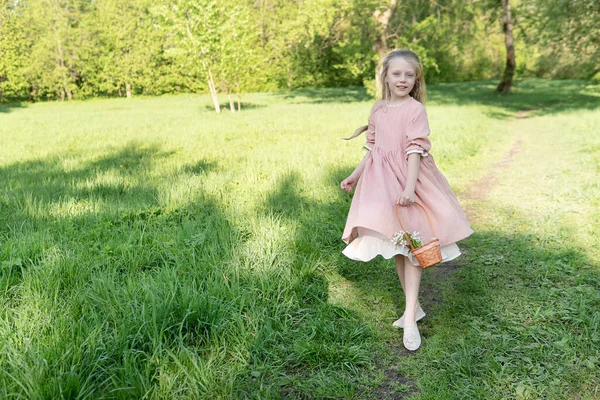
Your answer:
526;0;600;79
80;0;164;98
0;1;598;101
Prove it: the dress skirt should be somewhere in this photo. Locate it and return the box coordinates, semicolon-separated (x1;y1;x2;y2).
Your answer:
342;227;462;266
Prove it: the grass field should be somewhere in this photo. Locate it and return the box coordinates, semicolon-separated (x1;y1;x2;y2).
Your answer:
0;79;599;399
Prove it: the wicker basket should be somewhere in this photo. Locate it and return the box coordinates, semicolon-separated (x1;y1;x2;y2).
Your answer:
396;202;442;269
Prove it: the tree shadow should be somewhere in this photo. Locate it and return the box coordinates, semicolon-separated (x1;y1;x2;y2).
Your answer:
428;79;600;118
0;141;223;288
246;169;379;398
0;102;28;113
256;164;600;398
202;102;266;112
0;142;179;210
405;225;600;398
181;159;219;175
272;79;599;117
0;144;373;398
263;171;309;217
0;141;260;397
275;86;373;104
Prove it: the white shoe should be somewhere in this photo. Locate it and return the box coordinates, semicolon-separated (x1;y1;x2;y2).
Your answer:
403;324;421;351
392;306;426;329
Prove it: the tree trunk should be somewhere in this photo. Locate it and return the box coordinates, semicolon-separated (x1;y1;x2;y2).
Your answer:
126;82;132;98
227;91;235;112
372;0;397;96
496;0;515;93
207;68;220;113
55;29;71;100
118;86;122;97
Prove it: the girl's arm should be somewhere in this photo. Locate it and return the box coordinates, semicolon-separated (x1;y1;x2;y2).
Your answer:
397;153;421;205
340;151;370;193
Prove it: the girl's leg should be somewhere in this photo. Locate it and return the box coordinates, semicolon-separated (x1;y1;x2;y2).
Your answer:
394;255;406;295
395;256;422;314
403;257;422;326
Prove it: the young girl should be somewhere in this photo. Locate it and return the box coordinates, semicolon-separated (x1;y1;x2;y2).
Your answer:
340;49;473;351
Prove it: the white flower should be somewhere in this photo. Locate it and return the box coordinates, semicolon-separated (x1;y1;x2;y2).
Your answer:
391;231;408;247
392;230;424;249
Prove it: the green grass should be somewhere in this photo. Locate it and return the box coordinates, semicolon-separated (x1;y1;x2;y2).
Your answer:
0;79;599;399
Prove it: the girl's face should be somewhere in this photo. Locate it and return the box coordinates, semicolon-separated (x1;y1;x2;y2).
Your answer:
385;57;416;102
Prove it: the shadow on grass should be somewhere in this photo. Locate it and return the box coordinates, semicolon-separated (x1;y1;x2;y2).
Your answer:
202;102;266;112
405;224;600;399
0;102;28;113
274;79;599;118
275;86;373;104
0;141;251;397
0;143;222;211
0;143;373;398
259;164;600;398
0;142;178;208
255;169;381;398
182;159;219;175
428;79;600;118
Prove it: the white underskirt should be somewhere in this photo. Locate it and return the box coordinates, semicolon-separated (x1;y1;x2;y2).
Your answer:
343;228;461;266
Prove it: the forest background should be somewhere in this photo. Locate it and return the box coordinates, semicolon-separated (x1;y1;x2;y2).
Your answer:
0;0;598;105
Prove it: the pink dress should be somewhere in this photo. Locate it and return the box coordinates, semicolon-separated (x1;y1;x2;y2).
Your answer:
342;97;473;265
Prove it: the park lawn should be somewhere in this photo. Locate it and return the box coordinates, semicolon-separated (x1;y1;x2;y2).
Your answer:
0;79;598;399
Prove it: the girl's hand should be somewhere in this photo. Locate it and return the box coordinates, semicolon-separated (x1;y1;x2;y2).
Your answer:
340;175;357;193
397;189;415;206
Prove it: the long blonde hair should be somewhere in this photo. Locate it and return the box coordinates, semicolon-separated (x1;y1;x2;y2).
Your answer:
345;50;427;141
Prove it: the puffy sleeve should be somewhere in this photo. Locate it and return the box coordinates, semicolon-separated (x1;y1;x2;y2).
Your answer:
405;104;431;159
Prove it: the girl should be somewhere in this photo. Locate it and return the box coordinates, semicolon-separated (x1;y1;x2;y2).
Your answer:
340;49;473;351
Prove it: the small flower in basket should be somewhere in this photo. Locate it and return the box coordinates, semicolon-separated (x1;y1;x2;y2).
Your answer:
391;230;423;249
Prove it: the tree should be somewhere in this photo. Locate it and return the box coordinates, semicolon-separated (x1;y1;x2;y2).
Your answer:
14;0;88;101
214;1;261;111
85;0;160;98
372;0;397;92
528;0;599;79
0;1;30;101
154;0;227;113
495;0;515;93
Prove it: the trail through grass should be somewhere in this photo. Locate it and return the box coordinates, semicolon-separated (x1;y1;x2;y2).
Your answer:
0;80;598;399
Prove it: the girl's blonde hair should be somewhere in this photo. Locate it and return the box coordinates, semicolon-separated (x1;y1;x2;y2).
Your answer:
345;49;427;141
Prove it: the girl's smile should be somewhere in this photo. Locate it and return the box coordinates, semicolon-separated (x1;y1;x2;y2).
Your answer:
385;58;417;102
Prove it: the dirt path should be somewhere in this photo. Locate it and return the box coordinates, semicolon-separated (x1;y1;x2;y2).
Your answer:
461;107;534;219
372;110;529;400
462;136;522;220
